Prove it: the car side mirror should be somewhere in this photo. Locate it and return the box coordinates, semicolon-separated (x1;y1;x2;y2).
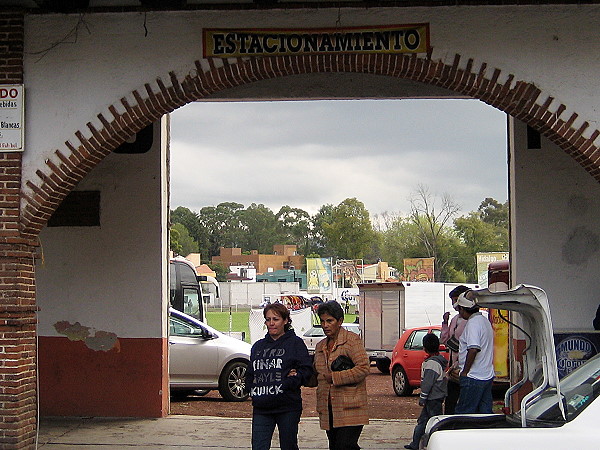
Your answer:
201;329;216;340
439;344;449;352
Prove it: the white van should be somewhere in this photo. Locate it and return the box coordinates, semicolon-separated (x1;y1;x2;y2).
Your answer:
423;285;598;449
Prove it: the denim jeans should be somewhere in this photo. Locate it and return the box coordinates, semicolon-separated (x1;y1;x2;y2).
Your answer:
251;410;302;450
408;398;444;449
455;376;494;414
444;379;461;415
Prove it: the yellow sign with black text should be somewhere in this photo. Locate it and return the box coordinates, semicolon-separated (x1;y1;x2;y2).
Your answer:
203;24;430;58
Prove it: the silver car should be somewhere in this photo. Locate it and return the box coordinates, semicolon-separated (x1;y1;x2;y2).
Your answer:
301;323;361;354
169;308;251;401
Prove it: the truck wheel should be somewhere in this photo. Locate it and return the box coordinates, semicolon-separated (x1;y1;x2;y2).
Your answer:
376;358;391;374
392;366;412;396
219;361;249;402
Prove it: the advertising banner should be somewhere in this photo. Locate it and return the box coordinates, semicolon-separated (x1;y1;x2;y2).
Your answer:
475;253;510;379
490;309;510;378
476;252;509;286
402;257;434;282
203;24;430;58
554;332;600;379
0;85;24;152
306;258;333;294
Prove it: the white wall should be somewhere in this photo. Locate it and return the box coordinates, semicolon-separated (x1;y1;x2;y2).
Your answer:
35;119;168;338
510;118;600;331
219;282;301;308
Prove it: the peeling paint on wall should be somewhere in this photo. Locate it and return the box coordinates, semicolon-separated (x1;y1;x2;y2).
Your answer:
562;226;600;265
54;321;120;352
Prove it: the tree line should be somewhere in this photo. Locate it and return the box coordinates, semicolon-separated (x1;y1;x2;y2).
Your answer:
170;185;508;283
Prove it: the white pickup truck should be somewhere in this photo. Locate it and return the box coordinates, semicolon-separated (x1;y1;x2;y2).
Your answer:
423;285;599;450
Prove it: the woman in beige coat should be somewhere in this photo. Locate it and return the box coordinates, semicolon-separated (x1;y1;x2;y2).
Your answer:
314;301;369;450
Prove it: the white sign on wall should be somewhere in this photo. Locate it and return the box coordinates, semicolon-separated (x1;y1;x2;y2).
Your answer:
0;85;24;152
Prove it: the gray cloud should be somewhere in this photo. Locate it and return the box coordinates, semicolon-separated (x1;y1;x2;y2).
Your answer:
170;99;508;217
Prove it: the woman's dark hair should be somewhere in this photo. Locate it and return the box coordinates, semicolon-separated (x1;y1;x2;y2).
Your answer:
263;302;292;331
317;300;344;321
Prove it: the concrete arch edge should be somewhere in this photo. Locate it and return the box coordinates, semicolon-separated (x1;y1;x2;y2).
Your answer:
21;52;600;234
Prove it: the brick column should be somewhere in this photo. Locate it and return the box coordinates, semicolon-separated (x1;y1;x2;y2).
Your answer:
0;9;38;449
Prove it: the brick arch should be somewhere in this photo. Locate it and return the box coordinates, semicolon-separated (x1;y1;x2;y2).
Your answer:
21;52;600;234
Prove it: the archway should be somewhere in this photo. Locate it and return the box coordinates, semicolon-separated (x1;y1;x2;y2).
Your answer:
21;52;600;232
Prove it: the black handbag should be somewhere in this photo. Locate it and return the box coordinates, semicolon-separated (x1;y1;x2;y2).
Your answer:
446;335;460;353
445;321;460;353
331;354;355;371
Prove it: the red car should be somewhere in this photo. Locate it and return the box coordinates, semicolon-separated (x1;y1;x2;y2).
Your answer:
390;325;448;396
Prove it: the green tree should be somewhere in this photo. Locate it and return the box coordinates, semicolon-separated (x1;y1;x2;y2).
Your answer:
453;198;509;280
276;205;312;256
211;262;230;282
171;206;209;260
171;206;200;241
380;217;428;270
240;203;280;254
322;198;375;260
408;185;461;281
198;202;245;257
478;198;509;228
170;226;183;256
311;204;335;256
170;223;199;256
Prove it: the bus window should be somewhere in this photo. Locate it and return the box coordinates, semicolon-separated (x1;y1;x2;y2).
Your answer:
183;287;200;318
180;263;197;283
170;257;206;322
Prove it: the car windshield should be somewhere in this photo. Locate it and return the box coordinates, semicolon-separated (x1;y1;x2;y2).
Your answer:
519;352;600;425
305;326;326;337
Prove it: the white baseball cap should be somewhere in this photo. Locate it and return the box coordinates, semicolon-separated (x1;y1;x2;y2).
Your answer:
456;292;476;308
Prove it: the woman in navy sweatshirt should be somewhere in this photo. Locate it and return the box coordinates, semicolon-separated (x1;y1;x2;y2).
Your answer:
246;303;314;450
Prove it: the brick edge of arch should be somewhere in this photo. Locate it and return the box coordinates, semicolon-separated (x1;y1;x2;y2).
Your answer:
20;52;600;235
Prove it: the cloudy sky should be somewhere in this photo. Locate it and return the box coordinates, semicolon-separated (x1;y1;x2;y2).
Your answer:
169;99;508;219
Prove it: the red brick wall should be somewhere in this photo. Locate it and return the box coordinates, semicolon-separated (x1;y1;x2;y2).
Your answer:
0;9;38;449
20;52;600;236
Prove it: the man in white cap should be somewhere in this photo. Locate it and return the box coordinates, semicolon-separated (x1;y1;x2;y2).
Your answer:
454;291;495;414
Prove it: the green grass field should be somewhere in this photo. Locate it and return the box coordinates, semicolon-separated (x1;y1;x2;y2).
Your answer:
206;309;251;342
206;308;358;343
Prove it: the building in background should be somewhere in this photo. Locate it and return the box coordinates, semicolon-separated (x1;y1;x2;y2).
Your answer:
228;264;257;282
360;261;398;283
257;268;307;289
212;245;304;274
181;252;217;278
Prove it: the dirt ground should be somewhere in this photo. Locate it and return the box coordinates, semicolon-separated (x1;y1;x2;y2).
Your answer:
170;365;423;420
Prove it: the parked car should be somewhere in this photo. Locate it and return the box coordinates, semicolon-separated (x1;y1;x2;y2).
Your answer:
423;285;599;450
169;308;251;401
301;323;361;354
390;325;448;396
